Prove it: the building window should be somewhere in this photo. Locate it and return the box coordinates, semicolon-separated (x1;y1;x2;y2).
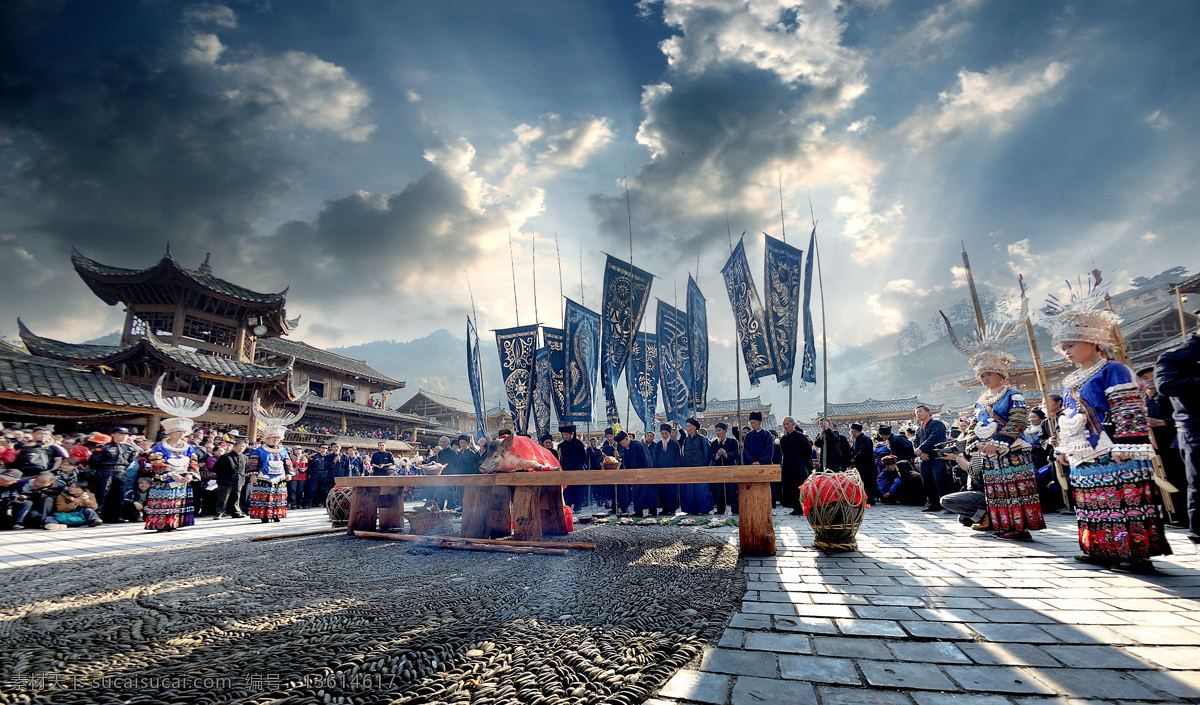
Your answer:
309;380;325;398
341;386;357;403
181;315;237;349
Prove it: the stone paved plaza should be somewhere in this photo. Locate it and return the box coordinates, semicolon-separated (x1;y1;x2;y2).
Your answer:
2;503;1199;704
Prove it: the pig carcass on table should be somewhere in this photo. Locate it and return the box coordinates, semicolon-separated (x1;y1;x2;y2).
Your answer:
477;434;573;533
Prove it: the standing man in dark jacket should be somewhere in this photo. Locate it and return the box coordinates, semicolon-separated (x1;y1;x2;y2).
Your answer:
850;423;879;504
1155;330;1200;543
814;419;844;470
316;443;348;508
651;423;683;515
557;425;589;512
778;417;812;515
679;418;713;514
618;431;657;517
89;427;138;522
741;412;774;465
710;422;740;514
213;439;248;519
914;404;950;512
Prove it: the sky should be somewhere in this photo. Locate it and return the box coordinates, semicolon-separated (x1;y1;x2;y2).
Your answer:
2;0;1199;414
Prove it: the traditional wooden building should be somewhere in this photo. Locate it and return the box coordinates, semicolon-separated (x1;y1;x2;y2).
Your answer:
395;390;513;444
818;396;943;430
7;246;411;440
653;396;776;432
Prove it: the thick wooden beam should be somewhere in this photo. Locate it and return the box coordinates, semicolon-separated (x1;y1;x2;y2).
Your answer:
335;465;781;488
738;482;776;556
352;532;595;550
377;488;404;530
347;485;379;535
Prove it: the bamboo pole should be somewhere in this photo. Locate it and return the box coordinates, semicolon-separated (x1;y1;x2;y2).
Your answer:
1177;285;1189;343
962;244;987;332
353;531;575;554
249;527;343;542
725;203;743;467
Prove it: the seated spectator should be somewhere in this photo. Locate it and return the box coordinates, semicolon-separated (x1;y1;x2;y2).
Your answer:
0;469;25;529
46;479;102;528
123;477;152;522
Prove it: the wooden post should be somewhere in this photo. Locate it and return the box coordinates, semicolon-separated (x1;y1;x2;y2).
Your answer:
537;486;570;535
461;486;513;539
512;486;543;540
1177;285;1189;343
347;486;380;535
738;482;776;556
377;487;404;530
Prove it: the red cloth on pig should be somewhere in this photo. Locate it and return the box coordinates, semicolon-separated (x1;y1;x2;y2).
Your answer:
509;435;562;470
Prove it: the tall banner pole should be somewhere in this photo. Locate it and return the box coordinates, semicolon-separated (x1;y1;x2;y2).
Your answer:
726;202;743;465
962;243;987;332
1019;275;1068;506
468;274;489;442
1177;285;1189;343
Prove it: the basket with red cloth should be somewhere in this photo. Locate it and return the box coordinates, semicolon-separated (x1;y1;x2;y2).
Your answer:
799;469;868;552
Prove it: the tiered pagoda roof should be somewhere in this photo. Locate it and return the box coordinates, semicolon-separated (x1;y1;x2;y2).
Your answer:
71;246;298;336
19;320;292;383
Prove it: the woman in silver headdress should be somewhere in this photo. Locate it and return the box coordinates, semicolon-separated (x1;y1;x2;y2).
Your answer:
944;307;1046;540
1046;281;1171;572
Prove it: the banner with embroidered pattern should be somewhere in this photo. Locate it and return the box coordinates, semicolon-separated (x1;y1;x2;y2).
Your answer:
686;275;708;412
657;299;692;427
466;316;486;439
563;299;600;424
720;237;776;385
495;324;538;435
599;255;654;426
800;227;818;387
628;331;659;430
533;342;553;440
764;235;803;385
544;326;566;425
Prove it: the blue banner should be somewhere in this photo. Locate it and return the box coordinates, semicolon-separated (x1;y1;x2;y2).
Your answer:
533;342;552;440
599;255;654;427
563;298;600;424
466;316;486;438
764;235;804;385
800;227;817;386
628;331;659;430
656;300;692;427
686;275;708;412
720;238;776;385
544;326;566;425
495;324;539;435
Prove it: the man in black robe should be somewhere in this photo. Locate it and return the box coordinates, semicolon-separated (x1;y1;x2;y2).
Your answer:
710;422;740;514
557;425;589;511
779;416;812;515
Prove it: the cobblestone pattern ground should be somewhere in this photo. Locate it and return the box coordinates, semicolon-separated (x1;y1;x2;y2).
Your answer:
655;505;1200;705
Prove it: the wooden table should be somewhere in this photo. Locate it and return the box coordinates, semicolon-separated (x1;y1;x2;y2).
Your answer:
335;464;781;556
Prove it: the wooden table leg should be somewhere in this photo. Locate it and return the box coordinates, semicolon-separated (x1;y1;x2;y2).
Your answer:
378;487;403;530
347;486;380;536
537;486;570;536
461;486;513;539
738;482;776;556
512;486;543;541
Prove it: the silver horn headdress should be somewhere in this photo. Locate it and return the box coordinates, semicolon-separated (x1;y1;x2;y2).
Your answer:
153;373;215;434
1042;272;1121;352
252;386;308;441
939;296;1028;377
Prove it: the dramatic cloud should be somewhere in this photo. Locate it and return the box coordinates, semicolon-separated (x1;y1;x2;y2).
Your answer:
183;3;237;28
900;60;1069;149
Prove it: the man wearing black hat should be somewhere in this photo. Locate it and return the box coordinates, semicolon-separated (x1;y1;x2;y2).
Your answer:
849;423;880;504
652;423;683;515
814;418;845;471
710;422;740;514
679;418;713;514
557;425;589;512
88;427;138;522
616;431;656;517
742;412;773;467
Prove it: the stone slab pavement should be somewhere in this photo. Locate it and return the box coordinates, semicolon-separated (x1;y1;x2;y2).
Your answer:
654;504;1200;705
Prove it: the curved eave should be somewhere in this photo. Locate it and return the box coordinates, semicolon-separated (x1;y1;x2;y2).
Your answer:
71;247;289;312
143;336;293;383
18;318;135;365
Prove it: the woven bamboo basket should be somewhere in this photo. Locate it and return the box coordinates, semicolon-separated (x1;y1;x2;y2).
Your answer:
421;462;447;476
798;469;867;552
324;486;354;526
407;501;455;535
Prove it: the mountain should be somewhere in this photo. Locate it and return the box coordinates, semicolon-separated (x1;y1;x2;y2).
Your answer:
332;329;505;407
83;331;121;346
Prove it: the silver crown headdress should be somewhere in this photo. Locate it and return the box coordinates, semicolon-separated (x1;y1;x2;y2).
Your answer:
153;373;215;434
1041;271;1121;351
251;381;308;440
939;296;1028;377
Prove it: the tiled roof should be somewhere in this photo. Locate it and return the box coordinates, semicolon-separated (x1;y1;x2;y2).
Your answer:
257;337;402;388
399;390;477;416
701;396;771;413
296;395;426;423
19;323;291;382
1131;334;1192;366
72;247;286;307
0;350;156;409
825;396;941;417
